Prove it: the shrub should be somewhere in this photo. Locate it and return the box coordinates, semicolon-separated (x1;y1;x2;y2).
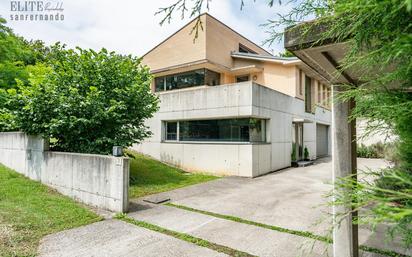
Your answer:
357;142;399;161
10;44;159;154
291;143;297;161
304;146;309;160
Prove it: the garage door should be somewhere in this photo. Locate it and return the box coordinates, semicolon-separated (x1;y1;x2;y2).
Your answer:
316;124;329;157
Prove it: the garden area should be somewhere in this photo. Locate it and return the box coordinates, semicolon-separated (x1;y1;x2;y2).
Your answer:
0;164;101;257
127;151;218;198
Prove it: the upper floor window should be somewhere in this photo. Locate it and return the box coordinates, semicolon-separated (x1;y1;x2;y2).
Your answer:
327;88;331;107
299;69;303;95
155;69;221;92
236;75;250;83
317;83;322;103
239;43;257;54
305;75;312;113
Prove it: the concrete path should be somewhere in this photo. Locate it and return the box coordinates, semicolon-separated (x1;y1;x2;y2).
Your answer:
38;219;227;257
129;201;332;257
38;158;409;257
136;158;409;256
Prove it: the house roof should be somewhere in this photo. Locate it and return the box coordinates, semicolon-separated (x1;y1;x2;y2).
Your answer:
142;13;273;58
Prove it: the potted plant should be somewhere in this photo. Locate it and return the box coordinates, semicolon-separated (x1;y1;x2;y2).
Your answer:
304;146;310;161
291;143;298;167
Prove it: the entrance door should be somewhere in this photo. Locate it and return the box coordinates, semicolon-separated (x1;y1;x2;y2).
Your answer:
316;124;329;157
292;123;304;161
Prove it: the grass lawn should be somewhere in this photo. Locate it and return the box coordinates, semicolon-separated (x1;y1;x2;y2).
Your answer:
127;151;218;198
0;164;102;257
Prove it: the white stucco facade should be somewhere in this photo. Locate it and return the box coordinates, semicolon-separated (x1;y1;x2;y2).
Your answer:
133;82;331;177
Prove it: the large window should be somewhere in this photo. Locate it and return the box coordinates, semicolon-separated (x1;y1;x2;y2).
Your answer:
305;75;312;113
163;118;266;143
299;69;303;95
155;69;221;92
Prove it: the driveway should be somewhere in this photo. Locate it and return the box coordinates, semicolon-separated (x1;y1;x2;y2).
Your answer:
39;158;409;257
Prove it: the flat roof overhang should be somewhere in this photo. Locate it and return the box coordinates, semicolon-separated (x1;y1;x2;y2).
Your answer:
284;22;360;85
150;59;264;77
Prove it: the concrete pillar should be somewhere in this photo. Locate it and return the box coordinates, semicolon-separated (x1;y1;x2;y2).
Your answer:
332;85;358;257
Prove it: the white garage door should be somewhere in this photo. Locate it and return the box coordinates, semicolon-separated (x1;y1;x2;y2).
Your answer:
316;124;329;157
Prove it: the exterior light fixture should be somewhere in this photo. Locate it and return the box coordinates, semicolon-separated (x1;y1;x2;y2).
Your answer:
112;146;123;157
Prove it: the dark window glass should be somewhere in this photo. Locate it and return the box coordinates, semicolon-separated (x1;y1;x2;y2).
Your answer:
305;75;312;113
172;69;205;90
155;77;165;92
179;118;265;142
238;44;257;54
165;122;177;140
236;75;250;83
205;69;220;86
155;69;220;92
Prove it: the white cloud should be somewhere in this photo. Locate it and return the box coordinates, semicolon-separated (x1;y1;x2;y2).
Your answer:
0;0;288;56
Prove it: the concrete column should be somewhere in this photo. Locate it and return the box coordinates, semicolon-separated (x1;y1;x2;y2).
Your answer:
332;85;358;257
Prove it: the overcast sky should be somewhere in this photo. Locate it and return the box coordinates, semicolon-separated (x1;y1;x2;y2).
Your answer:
1;0;292;56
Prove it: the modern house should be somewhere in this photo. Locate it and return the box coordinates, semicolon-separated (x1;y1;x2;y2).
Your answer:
132;13;332;177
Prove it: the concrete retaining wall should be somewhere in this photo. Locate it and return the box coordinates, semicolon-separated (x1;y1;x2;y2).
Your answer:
0;132;129;212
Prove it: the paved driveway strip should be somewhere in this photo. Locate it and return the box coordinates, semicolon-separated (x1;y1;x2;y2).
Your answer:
128;202;332;257
137;158;409;256
38;219;227;257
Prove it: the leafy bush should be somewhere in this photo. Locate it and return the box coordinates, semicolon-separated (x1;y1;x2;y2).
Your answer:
10;44;159;154
291;143;297;161
357;142;399;161
0;17;48;132
304;146;309;160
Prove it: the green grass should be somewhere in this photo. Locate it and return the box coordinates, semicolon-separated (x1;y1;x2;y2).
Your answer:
116;214;257;257
166;203;410;257
0;164;102;257
127;150;218;198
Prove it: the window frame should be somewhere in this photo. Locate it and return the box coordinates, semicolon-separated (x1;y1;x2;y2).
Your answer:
305;75;312;113
163;118;267;143
164;121;178;141
154;68;221;92
236;74;250;83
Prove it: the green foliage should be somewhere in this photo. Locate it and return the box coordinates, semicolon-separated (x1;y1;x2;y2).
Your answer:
304;146;309;160
278;50;295;57
333;168;412;248
127;150;217;198
357;143;384;159
291;143;297;161
10;44;159;154
0;164;101;256
356;142;398;160
0;17;49;132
